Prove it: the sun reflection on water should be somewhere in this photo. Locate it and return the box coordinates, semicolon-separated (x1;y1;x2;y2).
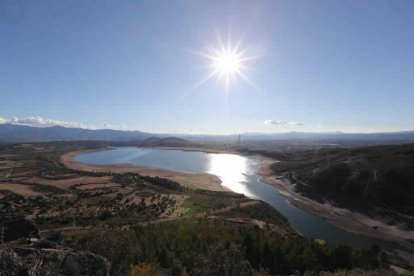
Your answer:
207;153;254;196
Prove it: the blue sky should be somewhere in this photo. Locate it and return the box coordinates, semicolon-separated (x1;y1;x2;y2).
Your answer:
1;0;414;134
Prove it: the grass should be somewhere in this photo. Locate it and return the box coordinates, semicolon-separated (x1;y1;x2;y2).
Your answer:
217;201;289;226
181;198;202;217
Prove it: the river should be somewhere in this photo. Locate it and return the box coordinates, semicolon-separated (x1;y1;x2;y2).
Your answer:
75;147;407;253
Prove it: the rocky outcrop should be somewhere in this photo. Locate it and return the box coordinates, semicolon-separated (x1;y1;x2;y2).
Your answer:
0;203;109;275
0;245;110;276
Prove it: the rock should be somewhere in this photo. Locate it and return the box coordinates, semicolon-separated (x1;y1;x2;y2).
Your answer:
0;250;24;275
0;245;110;276
29;238;39;243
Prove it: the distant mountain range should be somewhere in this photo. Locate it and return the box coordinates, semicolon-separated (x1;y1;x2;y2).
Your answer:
1;123;414;144
177;131;414;144
0;124;151;142
237;131;414;141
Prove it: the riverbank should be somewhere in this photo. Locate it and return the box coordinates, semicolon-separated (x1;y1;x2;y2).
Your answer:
258;159;414;259
61;150;228;192
62;147;414;263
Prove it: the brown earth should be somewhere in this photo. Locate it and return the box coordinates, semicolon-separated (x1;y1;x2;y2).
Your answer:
0;183;44;197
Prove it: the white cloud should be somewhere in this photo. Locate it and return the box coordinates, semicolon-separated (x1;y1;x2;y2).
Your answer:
264;120;287;125
0;116;96;129
264;120;304;126
0;116;131;130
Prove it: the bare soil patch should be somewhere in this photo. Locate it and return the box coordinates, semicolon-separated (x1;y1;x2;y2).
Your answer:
20;176;113;189
0;183;45;197
76;183;120;190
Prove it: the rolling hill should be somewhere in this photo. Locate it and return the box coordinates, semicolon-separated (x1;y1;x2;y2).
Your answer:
271;144;414;225
139;137;196;147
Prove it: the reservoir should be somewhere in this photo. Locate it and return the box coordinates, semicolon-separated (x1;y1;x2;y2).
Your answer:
76;147;409;253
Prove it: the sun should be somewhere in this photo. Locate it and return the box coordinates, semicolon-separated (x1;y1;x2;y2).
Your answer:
214;51;242;75
193;36;260;93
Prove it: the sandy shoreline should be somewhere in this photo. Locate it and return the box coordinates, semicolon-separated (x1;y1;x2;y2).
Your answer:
257;159;414;255
61;149;228;192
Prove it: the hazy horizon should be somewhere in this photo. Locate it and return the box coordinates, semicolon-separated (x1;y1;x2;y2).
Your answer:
2;117;414;136
2;1;414;134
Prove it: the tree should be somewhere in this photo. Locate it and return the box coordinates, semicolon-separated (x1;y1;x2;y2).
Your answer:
193;242;252;276
159;247;172;267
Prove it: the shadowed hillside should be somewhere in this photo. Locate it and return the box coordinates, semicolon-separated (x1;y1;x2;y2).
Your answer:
271;144;414;224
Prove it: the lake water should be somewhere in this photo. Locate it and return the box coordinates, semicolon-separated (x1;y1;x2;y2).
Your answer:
76;147;408;253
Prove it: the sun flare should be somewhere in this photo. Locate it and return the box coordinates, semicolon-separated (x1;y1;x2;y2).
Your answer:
214;51;242;75
194;36;260;93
